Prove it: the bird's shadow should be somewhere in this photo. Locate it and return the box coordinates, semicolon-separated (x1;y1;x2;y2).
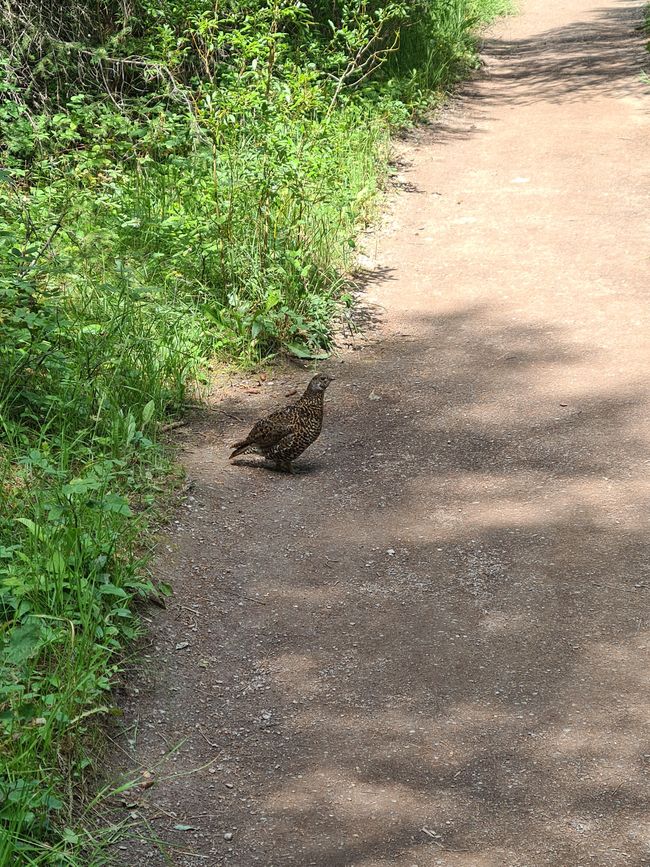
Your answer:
230;457;320;476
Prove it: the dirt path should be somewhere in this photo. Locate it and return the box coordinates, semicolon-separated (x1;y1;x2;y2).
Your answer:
109;1;650;865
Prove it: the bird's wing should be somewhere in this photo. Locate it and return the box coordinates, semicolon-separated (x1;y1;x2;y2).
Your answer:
266;432;296;460
247;407;293;449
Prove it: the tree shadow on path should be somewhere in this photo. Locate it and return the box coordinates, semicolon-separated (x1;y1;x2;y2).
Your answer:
473;0;648;106
108;300;650;867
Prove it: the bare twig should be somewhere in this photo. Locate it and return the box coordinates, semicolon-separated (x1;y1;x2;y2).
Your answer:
161;420;188;433
217;585;267;606
198;727;220;749
326;20;400;116
184;402;244;423
22;208;68;276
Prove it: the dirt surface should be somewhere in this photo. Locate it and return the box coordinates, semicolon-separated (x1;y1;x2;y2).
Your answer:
108;1;650;864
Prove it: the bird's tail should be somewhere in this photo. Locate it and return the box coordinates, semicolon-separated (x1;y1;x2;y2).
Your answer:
229;439;252;460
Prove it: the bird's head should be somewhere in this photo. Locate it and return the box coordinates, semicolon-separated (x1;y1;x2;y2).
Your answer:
307;372;334;393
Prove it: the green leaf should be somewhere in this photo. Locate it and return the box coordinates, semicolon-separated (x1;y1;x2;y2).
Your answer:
44;794;63;811
265;289;281;311
125;414;136;446
15;518;43;539
100;492;132;516
62;477;101;497
142;400;155;425
47;551;66;575
4;620;43;665
98;584;128;598
202;304;225;326
286;342;330;360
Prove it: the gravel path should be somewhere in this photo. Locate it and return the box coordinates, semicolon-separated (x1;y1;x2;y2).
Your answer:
109;0;650;864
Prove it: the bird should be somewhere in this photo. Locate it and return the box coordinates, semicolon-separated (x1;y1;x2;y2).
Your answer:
229;373;334;473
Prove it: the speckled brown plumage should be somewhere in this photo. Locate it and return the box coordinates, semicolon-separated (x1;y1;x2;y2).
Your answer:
229;373;333;472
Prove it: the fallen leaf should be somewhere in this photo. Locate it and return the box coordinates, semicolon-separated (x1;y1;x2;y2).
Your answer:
139;777;155;791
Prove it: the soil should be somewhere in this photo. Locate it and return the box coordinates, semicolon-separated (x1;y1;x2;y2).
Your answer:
106;0;650;864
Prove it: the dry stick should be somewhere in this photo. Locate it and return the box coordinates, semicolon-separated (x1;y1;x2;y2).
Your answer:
217;585;267;606
148;803;178;820
161;419;188;432
198;727;220;749
156;755;221;784
122;815;211;861
102;730;142;765
184;402;244;423
175;813;217;821
6;8;201;129
326;25;399;116
22;208;68;275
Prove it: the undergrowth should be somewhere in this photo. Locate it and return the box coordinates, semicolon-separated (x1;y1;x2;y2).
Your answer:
0;0;508;862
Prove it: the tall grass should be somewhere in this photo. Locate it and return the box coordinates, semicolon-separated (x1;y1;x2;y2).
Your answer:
0;0;508;862
0;177;200;864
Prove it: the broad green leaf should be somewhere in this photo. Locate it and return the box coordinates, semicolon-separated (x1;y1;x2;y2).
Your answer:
286;342;330;360
15;518;42;538
62;477;101;497
100;493;132;516
4;620;43;665
98;584;128;598
142;400;155;425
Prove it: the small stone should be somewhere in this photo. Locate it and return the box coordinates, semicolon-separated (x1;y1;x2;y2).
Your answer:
224;832;233;841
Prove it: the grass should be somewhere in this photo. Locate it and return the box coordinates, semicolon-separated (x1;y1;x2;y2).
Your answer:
0;175;200;862
0;0;509;862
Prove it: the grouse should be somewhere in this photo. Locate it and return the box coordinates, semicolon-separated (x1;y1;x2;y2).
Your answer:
229;373;333;472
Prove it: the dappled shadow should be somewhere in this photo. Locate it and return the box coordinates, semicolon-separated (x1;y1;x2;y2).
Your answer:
101;1;650;860
107;298;650;866
475;1;648;106
333;267;393;348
